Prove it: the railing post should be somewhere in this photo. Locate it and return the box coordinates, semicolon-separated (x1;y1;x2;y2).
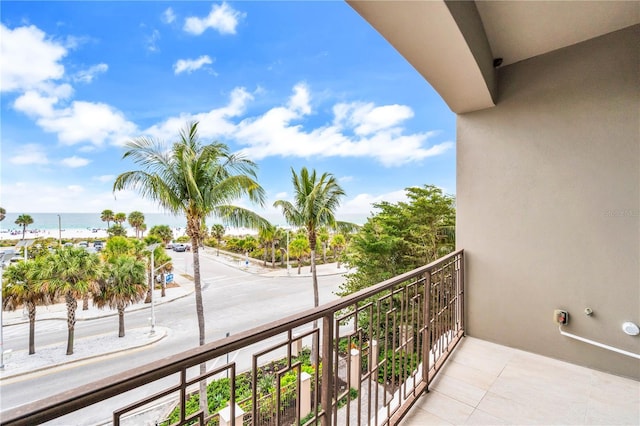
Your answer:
422;271;431;387
321;314;334;426
459;251;465;334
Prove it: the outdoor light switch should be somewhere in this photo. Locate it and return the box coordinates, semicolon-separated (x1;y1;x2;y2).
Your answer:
554;310;569;325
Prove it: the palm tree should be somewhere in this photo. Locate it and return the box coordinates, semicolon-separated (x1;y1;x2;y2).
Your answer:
330;233;347;267
100;209;115;229
15;214;34;240
2;259;50;354
258;225;275;266
114;212;127;225
274;167;346;364
93;256;146;337
211;224;225;256
274;168;346;307
272;227;284;268
113;121;266;412
0;206;6;222
128;211;145;239
289;235;310;274
318;228;330;263
42;246;101;355
149;225;174;247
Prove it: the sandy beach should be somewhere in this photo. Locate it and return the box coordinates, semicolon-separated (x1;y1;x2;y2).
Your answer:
0;226;258;243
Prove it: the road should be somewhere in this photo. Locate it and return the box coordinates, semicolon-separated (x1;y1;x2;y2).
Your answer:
0;250;346;424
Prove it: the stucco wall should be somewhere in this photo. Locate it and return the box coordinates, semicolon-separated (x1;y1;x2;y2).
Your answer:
457;25;639;378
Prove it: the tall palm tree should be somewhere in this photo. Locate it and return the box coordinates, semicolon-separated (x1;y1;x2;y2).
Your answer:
42;246;101;355
2;259;50;354
93;256;146;337
100;209;115;229
211;224;225;256
258;225;275;266
15;214;34;240
128;211;145;238
114;212;127;225
149;225;174;247
274;167;346;364
0;206;6;222
330;233;347;267
289;234;310;275
274;168;346;308
113;121;266;412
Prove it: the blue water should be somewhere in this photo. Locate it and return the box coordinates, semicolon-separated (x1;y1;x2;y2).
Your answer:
1;212;188;232
1;212;368;232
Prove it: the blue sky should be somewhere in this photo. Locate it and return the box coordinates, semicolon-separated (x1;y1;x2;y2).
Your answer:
0;1;455;222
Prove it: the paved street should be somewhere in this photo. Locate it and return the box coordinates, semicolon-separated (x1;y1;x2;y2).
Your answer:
0;248;349;424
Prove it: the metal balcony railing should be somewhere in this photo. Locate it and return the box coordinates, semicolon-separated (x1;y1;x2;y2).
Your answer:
2;249;464;426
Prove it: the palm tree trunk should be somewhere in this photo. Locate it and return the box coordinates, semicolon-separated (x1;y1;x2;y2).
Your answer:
65;293;77;355
28;302;36;355
82;294;89;310
161;274;166;297
298;257;302;274
271;241;276;268
191;237;208;415
118;304;125;337
310;248;319;365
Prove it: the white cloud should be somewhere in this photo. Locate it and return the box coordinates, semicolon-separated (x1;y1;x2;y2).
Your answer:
0;24;67;93
184;3;244;35
74;63;108;83
143;86;253;140
141;83;451;166
9;144;49;165
338;189;408;215
95;174;115;183
174;55;213;74
334;102;414;136
162;8;176;24
146;29;160;52
0;181;161;213
339;176;354;183
14;93;138;147
233;84;451;166
61;156;90;168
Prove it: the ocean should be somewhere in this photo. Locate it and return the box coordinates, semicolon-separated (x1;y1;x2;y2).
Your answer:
1;212;190;233
1;212;368;233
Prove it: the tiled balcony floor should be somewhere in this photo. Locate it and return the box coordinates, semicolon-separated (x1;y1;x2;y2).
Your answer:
401;337;640;425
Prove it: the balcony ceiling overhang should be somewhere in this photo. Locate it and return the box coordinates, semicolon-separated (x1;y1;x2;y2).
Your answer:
347;0;640;114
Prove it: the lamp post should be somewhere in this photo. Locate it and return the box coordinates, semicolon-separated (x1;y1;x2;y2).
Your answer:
0;252;15;369
57;214;62;247
146;243;160;336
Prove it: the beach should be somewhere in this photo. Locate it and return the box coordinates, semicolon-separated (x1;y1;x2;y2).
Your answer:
0;226;261;243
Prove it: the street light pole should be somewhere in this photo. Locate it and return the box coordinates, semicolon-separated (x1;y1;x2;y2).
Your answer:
146;243;160;336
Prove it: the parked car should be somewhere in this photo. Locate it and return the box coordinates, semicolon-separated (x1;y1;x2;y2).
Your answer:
93;241;104;251
173;243;187;252
78;241;89;248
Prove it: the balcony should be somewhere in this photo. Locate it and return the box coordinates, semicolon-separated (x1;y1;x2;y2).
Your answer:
2;249;638;425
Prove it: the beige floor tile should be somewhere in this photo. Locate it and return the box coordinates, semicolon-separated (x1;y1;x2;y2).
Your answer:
430;373;488;407
448;338;512;376
400;406;454;426
475;391;551;425
440;360;497;390
413;390;475;425
464;408;511;425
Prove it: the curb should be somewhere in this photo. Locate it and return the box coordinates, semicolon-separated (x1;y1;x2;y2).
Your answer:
0;327;169;381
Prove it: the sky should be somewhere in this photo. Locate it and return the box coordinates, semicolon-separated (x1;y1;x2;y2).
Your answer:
0;1;456;223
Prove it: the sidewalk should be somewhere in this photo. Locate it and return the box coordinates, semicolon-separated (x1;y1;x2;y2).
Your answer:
0;255;348;380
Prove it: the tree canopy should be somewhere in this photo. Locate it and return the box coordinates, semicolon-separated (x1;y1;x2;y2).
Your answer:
339;184;455;296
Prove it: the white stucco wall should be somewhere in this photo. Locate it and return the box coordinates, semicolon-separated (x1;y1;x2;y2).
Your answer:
457;25;639;378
